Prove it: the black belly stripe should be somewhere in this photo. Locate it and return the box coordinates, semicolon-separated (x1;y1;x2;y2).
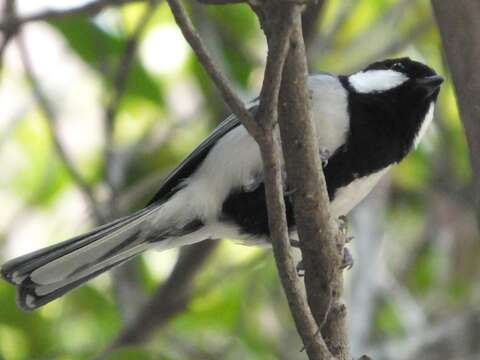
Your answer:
221;183;296;237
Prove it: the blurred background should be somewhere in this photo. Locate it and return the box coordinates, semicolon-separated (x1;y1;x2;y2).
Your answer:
0;0;478;359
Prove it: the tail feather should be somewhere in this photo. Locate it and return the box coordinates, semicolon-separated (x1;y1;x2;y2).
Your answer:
17;253;138;310
1;206;158;311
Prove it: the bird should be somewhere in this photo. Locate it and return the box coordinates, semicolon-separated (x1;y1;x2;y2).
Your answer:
1;57;443;310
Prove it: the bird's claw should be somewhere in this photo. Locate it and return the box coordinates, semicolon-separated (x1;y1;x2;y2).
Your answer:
319;147;330;168
340;247;354;270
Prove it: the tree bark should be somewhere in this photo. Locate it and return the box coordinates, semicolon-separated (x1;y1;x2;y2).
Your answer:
431;0;480;225
277;21;349;359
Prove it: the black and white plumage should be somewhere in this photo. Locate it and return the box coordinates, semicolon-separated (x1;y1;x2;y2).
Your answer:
1;57;443;310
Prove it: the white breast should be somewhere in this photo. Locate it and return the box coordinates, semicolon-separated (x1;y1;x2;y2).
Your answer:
330;167;390;217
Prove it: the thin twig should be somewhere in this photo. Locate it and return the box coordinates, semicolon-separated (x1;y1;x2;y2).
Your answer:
252;3;334;358
255;5;297;127
0;0;145;32
16;34;104;223
0;0;17;72
276;12;349;359
166;0;258;137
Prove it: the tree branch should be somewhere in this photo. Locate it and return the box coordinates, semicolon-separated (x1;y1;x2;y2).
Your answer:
0;0;146;32
251;3;334;358
431;0;480;226
277;12;349;360
0;0;16;72
166;0;259;137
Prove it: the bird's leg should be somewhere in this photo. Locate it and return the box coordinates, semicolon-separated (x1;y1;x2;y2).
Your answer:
319;147;331;168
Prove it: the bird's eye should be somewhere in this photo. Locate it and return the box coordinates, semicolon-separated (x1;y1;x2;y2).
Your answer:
391;62;405;71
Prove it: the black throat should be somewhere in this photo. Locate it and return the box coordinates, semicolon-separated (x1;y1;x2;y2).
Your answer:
322;76;433;199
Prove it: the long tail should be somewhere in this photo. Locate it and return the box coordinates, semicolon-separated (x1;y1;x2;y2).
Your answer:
1;206;160;310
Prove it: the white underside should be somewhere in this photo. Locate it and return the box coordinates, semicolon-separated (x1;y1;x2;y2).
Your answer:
330;167;390;217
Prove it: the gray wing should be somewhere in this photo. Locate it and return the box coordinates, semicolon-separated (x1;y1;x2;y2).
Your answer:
148;104;257;204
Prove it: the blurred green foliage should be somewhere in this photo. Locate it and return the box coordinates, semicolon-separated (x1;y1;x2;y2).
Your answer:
0;0;477;359
51;16;163;104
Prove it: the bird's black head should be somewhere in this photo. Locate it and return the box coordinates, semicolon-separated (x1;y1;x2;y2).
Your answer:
347;57;443;101
336;58;444;175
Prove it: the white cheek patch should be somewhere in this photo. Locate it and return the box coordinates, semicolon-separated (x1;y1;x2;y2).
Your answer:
348;70;408;93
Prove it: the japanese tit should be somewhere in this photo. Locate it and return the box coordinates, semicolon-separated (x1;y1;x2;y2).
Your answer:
1;57;443;310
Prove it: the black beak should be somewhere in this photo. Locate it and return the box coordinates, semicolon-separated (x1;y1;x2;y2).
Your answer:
416;75;444;96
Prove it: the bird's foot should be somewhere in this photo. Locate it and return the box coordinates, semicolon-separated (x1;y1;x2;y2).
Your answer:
340;247;354;270
319;147;331;168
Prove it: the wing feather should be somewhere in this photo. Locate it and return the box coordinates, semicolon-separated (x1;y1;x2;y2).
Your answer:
148;103;258;204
